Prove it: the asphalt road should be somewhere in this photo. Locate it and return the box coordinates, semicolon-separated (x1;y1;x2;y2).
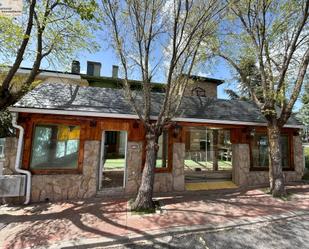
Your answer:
105;215;309;249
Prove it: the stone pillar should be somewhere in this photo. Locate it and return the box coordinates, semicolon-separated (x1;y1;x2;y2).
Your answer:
232;143;250;186
172;143;185;191
283;135;305;182
3;137;18;175
125;141;143;194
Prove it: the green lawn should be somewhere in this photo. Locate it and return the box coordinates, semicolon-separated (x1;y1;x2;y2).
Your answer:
104;158;172;170
103;158;233;171
184;159;232;171
104;159;126;169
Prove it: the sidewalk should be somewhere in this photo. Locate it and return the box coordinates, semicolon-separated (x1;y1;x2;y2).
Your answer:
0;184;308;249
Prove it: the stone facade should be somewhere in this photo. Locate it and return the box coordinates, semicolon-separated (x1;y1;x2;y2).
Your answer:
2;132;304;203
2;137;18;175
184;79;218;98
232;144;250;186
126;142;185;194
31;140;100;202
232;135;304;187
126;141;143;194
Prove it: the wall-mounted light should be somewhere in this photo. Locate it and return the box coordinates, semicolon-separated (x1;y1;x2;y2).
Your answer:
133;120;139;129
250;127;256;137
90;120;97;127
173;124;182;138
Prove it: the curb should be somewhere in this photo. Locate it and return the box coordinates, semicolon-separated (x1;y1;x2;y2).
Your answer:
40;209;309;249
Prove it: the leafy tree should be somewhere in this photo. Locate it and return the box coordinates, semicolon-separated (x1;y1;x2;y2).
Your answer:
224;56;262;100
216;0;309;197
101;0;224;210
298;83;309;142
0;0;99;111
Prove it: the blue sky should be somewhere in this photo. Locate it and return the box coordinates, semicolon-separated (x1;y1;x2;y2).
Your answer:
20;29;302;110
74;47;234;100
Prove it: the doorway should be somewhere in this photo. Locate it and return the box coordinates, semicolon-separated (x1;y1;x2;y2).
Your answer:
98;130;128;190
184;127;233;183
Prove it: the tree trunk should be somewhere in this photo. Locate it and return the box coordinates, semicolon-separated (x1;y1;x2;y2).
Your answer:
0;0;36;98
131;130;157;210
267;122;286;197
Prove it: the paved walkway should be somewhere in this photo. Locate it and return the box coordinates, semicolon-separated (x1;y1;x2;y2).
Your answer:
0;184;309;249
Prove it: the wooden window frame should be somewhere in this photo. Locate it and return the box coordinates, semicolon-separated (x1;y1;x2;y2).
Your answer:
24;118;85;175
249;131;294;171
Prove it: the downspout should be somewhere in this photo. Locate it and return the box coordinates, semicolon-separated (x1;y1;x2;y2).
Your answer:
11;113;31;205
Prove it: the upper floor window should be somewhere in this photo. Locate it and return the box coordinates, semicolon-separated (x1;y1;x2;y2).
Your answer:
250;133;291;170
30;124;80;170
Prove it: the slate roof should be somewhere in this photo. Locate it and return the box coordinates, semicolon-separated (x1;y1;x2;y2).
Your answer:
11;83;302;127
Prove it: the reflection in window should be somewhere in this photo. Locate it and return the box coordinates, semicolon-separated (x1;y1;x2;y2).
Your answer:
30;124;80;169
250;133;290;168
184;127;232;171
156;130;168;168
250;134;269;167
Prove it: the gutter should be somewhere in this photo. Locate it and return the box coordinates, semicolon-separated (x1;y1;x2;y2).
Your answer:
8;106;304;129
11;113;31;205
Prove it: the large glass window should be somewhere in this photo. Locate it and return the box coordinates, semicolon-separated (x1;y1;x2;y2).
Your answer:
250;133;290;169
184;127;232;171
30;124;80;169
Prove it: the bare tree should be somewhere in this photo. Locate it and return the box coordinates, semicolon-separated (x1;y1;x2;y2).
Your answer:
101;0;224;210
216;0;309;197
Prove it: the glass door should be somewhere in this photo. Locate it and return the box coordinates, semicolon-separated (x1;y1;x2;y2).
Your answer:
98;130;128;190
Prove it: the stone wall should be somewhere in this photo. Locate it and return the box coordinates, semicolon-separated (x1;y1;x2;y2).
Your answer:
2;137;18;175
184;79;218;98
232;143;250;186
126;141;143;194
232;135;304;187
126;142;185;194
31;140;100;202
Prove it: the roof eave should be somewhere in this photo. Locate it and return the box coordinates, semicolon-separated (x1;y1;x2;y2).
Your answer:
8;107;303;129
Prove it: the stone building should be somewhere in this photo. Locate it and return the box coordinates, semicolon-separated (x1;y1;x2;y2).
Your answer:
0;69;304;203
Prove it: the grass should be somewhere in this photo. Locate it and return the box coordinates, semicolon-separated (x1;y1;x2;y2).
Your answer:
104;159;126;169
104;157;233;171
104;159;170;169
184;159;232;171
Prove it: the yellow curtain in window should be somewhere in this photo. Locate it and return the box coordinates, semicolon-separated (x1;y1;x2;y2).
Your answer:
57;125;80;141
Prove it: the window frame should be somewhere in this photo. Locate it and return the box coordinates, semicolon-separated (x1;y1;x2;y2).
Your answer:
249;131;294;171
25;119;85;175
142;128;173;173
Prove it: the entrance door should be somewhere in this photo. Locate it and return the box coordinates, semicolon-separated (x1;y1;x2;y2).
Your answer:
184;127;232;182
98;130;128;190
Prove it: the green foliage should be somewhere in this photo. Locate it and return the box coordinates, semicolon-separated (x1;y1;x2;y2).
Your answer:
64;0;99;20
298;84;309;126
224;57;263;101
1;0;101;71
0;16;24;61
0;110;13;138
29;0;101;68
